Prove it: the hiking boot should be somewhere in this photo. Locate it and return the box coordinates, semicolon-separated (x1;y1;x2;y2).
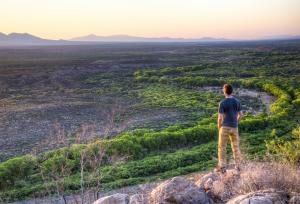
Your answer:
214;166;226;174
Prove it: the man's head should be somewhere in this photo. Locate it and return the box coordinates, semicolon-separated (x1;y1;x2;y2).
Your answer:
223;84;233;96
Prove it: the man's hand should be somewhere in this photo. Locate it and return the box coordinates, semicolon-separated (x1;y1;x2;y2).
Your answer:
218;113;224;130
237;111;243;123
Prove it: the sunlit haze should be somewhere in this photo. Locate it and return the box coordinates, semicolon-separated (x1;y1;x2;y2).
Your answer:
0;0;299;40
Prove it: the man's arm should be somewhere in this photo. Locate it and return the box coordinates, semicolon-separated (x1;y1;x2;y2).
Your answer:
218;113;224;130
237;111;243;123
218;101;224;130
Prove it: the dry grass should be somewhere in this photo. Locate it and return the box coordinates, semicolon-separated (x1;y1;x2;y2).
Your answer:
236;162;300;194
208;161;300;201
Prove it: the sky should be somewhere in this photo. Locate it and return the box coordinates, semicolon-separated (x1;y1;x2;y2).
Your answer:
0;0;299;40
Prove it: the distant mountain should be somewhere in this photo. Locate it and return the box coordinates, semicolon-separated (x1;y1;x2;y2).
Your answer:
0;32;227;46
260;35;300;40
71;34;227;42
0;32;6;38
0;32;70;46
1;32;299;46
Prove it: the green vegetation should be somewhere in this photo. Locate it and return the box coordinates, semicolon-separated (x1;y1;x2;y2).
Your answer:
136;84;222;111
0;42;300;202
267;127;300;165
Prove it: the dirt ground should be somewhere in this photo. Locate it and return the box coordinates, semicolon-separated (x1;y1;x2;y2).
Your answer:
0;44;276;162
0;44;211;161
202;86;276;115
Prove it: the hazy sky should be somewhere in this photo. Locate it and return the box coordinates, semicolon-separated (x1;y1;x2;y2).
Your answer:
0;0;299;40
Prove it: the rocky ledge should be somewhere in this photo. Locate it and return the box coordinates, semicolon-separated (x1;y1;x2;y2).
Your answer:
93;163;300;204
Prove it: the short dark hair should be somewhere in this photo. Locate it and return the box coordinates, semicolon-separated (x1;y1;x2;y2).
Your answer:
223;84;233;95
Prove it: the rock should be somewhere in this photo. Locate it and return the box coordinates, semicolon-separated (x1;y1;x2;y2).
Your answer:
129;194;148;204
225;169;240;177
195;170;240;201
150;176;212;204
227;189;289;204
195;172;219;190
289;195;300;204
93;193;129;204
204;178;214;190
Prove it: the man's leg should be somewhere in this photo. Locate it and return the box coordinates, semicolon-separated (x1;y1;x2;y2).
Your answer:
229;128;242;169
218;127;229;169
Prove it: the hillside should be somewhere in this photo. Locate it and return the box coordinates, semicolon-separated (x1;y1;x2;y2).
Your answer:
0;41;299;203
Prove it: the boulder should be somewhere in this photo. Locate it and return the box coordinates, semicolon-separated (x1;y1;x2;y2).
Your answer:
93;193;129;204
150;176;212;204
227;189;289;204
129;194;149;204
195;169;240;201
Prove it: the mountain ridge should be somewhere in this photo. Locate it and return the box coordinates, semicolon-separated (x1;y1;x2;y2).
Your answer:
1;32;300;46
0;32;69;46
70;34;227;42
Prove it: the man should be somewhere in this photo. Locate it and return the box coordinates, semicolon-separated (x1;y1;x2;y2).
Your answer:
215;84;243;173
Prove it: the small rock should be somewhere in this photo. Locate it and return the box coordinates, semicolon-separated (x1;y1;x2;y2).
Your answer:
151;176;212;204
289;195;300;204
227;189;288;204
129;194;148;204
196;172;219;190
204;178;214;190
93;193;129;204
226;169;239;177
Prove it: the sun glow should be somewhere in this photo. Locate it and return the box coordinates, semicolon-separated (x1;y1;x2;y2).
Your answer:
0;0;299;40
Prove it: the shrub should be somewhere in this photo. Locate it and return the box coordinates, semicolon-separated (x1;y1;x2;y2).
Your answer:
240;117;268;132
0;155;37;189
266;127;300;165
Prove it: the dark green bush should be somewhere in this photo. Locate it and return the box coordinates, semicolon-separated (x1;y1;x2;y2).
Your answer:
267;127;300;165
0;155;37;190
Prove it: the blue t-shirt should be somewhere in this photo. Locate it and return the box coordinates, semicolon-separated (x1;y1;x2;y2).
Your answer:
218;97;242;128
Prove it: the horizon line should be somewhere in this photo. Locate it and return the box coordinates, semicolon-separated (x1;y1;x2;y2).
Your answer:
1;32;300;42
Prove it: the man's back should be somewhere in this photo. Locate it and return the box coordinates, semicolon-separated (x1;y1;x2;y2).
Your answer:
218;97;241;128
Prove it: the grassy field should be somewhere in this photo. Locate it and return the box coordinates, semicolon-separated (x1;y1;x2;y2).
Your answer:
0;40;299;202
